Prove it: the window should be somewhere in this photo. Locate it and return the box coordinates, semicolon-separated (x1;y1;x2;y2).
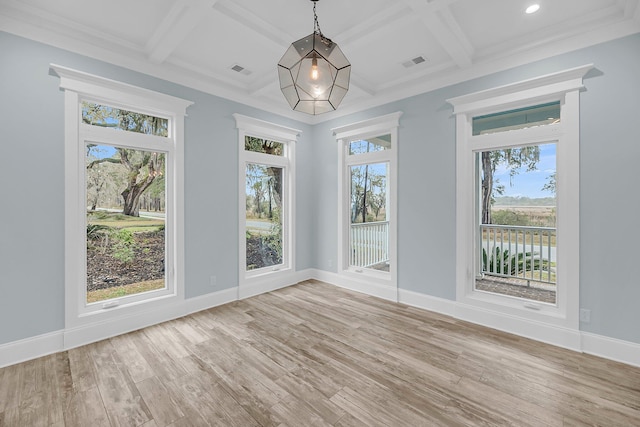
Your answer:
52;65;192;327
449;65;592;330
234;114;300;297
332;113;402;300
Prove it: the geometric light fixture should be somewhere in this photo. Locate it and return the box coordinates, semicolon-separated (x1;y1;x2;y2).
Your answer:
277;0;351;115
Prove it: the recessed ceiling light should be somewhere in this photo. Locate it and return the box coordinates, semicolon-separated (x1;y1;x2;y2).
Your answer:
525;4;540;14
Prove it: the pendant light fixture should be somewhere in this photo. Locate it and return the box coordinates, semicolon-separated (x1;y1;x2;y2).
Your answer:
277;0;351;115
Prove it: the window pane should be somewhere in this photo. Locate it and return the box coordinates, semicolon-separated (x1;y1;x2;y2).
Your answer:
475;143;556;304
472;102;560;136
86;144;166;303
246;163;284;270
349;162;389;271
349;134;391;155
245;136;284;156
81;102;168;137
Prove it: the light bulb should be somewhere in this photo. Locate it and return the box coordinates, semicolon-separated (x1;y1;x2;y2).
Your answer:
525;4;540;14
311;57;319;80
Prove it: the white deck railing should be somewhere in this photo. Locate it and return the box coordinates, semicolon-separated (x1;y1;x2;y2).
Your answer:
480;224;556;284
350;221;389;268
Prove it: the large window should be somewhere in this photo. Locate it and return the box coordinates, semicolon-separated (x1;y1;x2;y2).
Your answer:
234;114;299;297
333;113;401;300
53;65;191;326
449;65;591;330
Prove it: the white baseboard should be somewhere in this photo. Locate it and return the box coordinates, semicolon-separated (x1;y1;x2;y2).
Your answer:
63;287;239;351
1;286;238;368
0;330;64;369
310;269;398;301
581;332;640;368
2;271;638;369
0;271;313;368
238;269;311;299
398;288;638;367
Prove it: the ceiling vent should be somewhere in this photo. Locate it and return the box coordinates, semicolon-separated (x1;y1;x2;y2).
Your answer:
402;56;427;68
231;64;252;76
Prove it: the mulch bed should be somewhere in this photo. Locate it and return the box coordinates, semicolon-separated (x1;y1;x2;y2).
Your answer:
87;230;165;292
246;235;281;270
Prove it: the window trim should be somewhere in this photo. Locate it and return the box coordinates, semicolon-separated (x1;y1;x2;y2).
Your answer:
448;64;592;329
332;112;402;299
51;64;192;328
234;114;300;297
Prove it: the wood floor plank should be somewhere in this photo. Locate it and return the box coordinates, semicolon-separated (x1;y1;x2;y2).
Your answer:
136;376;184;426
110;333;156;384
67;345;98;393
0;406;20;427
1;281;639;426
63;387;110;427
88;340;152;427
0;363;21;412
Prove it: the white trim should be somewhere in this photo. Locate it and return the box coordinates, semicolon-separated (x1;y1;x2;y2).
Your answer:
333;113;402;294
238;269;311;300
1;1;635;125
0;286;236;369
331;112;403;140
50;64;193;116
310;269;398;302
450;66;586;330
2;275;639;369
64;287;237;350
0;330;64;369
581;332;640;368
396;288;640;368
233;114;302;142
234;114;299;294
447;64;593;115
52;65;192;331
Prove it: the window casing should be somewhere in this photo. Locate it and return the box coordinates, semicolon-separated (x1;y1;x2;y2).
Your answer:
234;114;299;294
449;65;592;329
52;64;191;327
333;112;402;298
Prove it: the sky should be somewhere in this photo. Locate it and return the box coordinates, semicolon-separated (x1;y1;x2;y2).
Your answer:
88;144;118;159
492;143;556;199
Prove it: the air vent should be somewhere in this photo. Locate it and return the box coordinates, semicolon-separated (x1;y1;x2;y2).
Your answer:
230;64;252;76
402;56;428;68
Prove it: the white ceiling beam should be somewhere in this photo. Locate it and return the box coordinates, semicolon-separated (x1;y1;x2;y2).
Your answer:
212;0;296;48
401;0;473;68
145;0;219;64
333;3;412;47
424;0;461;12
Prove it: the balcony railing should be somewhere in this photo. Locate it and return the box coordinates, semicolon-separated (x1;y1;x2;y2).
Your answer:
479;224;556;285
350;221;389;269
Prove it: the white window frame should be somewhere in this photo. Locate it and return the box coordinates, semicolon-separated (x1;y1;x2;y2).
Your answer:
332;112;402;301
234;114;300;298
51;64;192;328
448;65;592;329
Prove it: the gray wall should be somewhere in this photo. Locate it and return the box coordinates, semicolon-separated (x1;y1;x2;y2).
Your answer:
1;30;639;347
313;33;640;345
0;32;313;345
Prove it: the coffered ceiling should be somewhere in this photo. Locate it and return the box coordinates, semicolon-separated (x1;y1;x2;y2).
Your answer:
1;0;639;123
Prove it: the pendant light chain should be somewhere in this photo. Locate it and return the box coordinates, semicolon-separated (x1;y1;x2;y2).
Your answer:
312;0;333;46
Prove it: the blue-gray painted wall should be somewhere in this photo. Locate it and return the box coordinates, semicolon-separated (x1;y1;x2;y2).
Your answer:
1;31;638;346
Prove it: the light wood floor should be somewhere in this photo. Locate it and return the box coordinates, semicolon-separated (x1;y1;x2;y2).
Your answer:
1;281;639;426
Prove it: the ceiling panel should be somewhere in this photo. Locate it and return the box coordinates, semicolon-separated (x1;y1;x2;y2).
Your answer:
16;0;176;47
450;0;621;51
1;0;638;122
169;8;283;84
345;15;452;87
